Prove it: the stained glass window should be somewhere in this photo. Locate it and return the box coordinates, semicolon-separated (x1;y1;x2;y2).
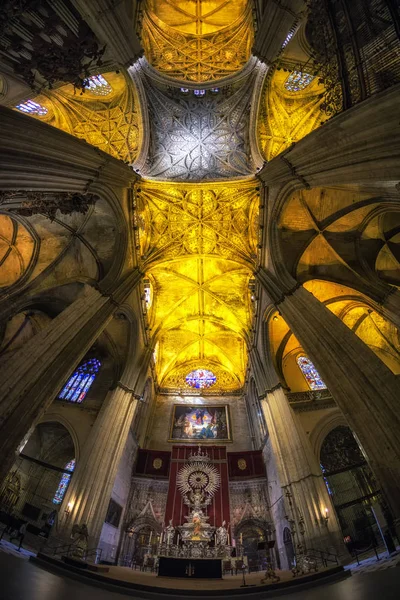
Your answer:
193;89;206;97
296;355;326;390
16;100;48;116
52;459;75;504
185;369;217;388
284;71;315;92
143;279;152;308
83;74;112;96
58;358;101;403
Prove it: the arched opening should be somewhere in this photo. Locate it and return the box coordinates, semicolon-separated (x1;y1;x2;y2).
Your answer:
320;425;394;551
234;519;272;573
123;520;162;568
0;421;76;543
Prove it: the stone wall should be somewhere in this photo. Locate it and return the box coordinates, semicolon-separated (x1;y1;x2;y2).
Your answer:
98;429;138;562
147;394;253;452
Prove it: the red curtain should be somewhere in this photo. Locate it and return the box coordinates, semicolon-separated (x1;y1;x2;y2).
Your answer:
165;445;231;536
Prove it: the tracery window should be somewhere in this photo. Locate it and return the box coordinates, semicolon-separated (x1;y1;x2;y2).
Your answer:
16;100;48;116
52;459;75;504
296;355;326;390
186;369;217;389
58;358;101;403
83;74;112;96
284;71;315;92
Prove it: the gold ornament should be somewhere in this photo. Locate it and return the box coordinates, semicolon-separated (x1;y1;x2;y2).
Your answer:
153;458;163;470
238;458;247;470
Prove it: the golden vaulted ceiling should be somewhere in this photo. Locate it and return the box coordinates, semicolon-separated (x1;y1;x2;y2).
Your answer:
140;0;253;83
135;179;259;391
8;1;337;392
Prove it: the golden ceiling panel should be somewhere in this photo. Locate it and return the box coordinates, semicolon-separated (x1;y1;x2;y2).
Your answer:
140;0;253;82
136;179;259;391
136;179;259;265
17;72;142;164
258;69;326;161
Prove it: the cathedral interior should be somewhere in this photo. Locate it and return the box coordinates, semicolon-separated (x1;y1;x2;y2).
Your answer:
0;0;400;595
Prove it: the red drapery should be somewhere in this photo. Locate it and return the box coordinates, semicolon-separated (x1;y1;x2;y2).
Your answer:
165;445;230;536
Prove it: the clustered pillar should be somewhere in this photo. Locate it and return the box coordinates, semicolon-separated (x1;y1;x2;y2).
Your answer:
257;267;400;526
0;269;142;486
261;387;344;555
57;385;139;545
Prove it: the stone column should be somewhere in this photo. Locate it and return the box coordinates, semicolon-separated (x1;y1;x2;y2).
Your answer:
261;387;344;555
257;267;400;521
0;269;142;485
57;384;139;545
57;347;152;546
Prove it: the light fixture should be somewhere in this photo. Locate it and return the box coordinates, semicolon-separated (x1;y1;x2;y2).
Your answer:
273;315;279;321
65;501;74;516
323;507;329;524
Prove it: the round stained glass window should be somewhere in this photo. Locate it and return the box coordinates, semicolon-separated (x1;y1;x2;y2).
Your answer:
185;369;217;389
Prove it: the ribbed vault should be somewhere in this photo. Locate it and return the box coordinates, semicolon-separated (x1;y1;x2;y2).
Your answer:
136;178;259;391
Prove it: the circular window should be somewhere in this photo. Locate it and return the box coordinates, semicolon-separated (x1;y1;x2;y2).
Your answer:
185;369;217;389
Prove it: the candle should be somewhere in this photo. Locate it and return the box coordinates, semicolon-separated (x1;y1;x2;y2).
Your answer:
227;533;230;545
149;531;152;543
177;534;180;544
240;533;243;544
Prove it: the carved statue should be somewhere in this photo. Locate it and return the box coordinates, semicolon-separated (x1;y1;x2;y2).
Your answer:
165;519;175;545
215;520;228;546
71;523;89;559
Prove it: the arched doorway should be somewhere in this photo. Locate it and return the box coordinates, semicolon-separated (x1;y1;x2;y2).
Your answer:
320;425;389;549
283;527;295;569
0;421;76;540
234;519;272;572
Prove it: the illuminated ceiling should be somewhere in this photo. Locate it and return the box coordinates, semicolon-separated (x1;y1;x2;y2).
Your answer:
269;281;400;380
11;1;340;393
258;69;326;161
21;72;142;164
136;179;259;391
140;0;253;83
138;68;257;180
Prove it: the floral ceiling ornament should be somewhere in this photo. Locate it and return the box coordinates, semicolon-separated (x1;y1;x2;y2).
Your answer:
140;69;257;180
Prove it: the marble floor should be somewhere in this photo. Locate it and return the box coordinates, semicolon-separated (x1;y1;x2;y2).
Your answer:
1;552;400;600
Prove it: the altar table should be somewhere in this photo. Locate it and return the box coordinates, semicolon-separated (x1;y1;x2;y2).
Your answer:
158;557;222;578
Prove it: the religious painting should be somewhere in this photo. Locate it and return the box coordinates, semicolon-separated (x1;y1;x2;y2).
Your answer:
105;498;123;528
169;405;231;442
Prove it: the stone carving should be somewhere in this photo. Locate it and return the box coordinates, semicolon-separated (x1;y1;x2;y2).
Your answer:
25;72;141;164
140;0;253;83
165;519;175;545
215;521;228;546
71;523;89;559
258;68;327;161
0;191;98;221
140;70;257;180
